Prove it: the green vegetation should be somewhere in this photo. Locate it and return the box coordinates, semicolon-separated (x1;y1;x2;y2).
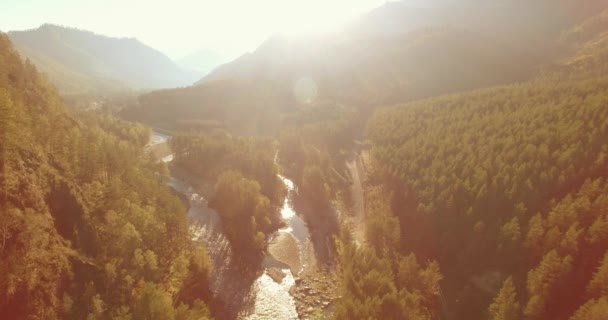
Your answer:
170;130;284;253
209;170;272;252
0;34;212;320
333;189;442;320
278;103;355;209
364;10;608;318
171;130;284;204
488;277;520;320
122;79;287;134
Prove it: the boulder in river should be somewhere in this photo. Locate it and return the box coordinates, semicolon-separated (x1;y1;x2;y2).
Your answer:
267;267;287;283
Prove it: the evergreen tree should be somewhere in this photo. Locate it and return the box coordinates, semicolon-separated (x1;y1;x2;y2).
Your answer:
488;276;520;320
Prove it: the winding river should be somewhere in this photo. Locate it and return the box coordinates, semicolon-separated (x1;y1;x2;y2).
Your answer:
150;132;310;319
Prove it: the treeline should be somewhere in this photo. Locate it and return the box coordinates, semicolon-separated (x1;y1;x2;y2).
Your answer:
365;16;608;319
170;131;285;253
278;103;356;213
121;79;287;135
0;34;212;320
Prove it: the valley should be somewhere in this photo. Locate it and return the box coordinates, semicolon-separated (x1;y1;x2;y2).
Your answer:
2;1;608;319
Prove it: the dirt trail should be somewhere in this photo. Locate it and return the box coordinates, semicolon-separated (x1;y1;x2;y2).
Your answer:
346;151;367;246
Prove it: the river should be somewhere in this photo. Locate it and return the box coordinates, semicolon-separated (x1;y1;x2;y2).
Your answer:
150;132;309;319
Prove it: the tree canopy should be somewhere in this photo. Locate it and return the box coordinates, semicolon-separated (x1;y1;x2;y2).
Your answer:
0;33;213;320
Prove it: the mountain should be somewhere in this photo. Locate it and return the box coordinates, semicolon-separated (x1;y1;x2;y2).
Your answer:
8;24;198;94
177;50;225;77
354;0;607;42
201;26;535;104
124;0;606;133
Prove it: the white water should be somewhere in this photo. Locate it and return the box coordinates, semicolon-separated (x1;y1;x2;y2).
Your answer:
149;131;170;146
245;271;298;320
280;179;296;219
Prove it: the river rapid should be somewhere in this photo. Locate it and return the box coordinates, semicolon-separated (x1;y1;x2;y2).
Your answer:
150;132;310;320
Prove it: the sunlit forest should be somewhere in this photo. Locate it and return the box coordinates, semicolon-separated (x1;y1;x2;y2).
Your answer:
0;34;212;319
2;0;608;319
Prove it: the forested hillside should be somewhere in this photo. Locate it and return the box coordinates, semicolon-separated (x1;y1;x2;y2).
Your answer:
8;24;199;94
363;10;608;319
0;34;213;320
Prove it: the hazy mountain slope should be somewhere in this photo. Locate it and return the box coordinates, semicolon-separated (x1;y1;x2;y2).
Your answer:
8;24;197;94
205;26;535;103
204;0;608;86
355;0;608;41
129;0;585;132
14;43;128;94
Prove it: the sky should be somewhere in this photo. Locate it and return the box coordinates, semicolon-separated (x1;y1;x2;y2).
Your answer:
0;0;388;60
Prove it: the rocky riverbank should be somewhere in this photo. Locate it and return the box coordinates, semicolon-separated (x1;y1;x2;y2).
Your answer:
291;268;339;319
266;215;338;319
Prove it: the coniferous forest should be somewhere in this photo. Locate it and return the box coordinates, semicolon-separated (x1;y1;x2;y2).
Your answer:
359;10;608;320
0;34;212;319
2;1;608;319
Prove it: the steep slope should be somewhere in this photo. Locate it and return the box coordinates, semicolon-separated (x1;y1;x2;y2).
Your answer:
204;26;533;102
353;0;608;43
8;24;198;94
12;43;129;94
0;34;212;319
363;10;608;320
203;0;608;88
551;9;608;79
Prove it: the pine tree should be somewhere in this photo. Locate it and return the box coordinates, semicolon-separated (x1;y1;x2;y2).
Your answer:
488;276;520;320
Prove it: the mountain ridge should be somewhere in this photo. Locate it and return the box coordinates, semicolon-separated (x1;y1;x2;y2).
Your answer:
8;24;201;94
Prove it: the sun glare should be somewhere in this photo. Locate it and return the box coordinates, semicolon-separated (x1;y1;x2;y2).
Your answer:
269;0;382;35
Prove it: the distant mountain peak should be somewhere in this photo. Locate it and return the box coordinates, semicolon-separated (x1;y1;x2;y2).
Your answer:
8;24;200;94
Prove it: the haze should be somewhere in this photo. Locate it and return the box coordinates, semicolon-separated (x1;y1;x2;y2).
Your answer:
0;0;388;60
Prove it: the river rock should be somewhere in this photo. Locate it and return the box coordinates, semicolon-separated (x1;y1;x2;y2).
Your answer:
289;286;297;296
267;268;286;283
